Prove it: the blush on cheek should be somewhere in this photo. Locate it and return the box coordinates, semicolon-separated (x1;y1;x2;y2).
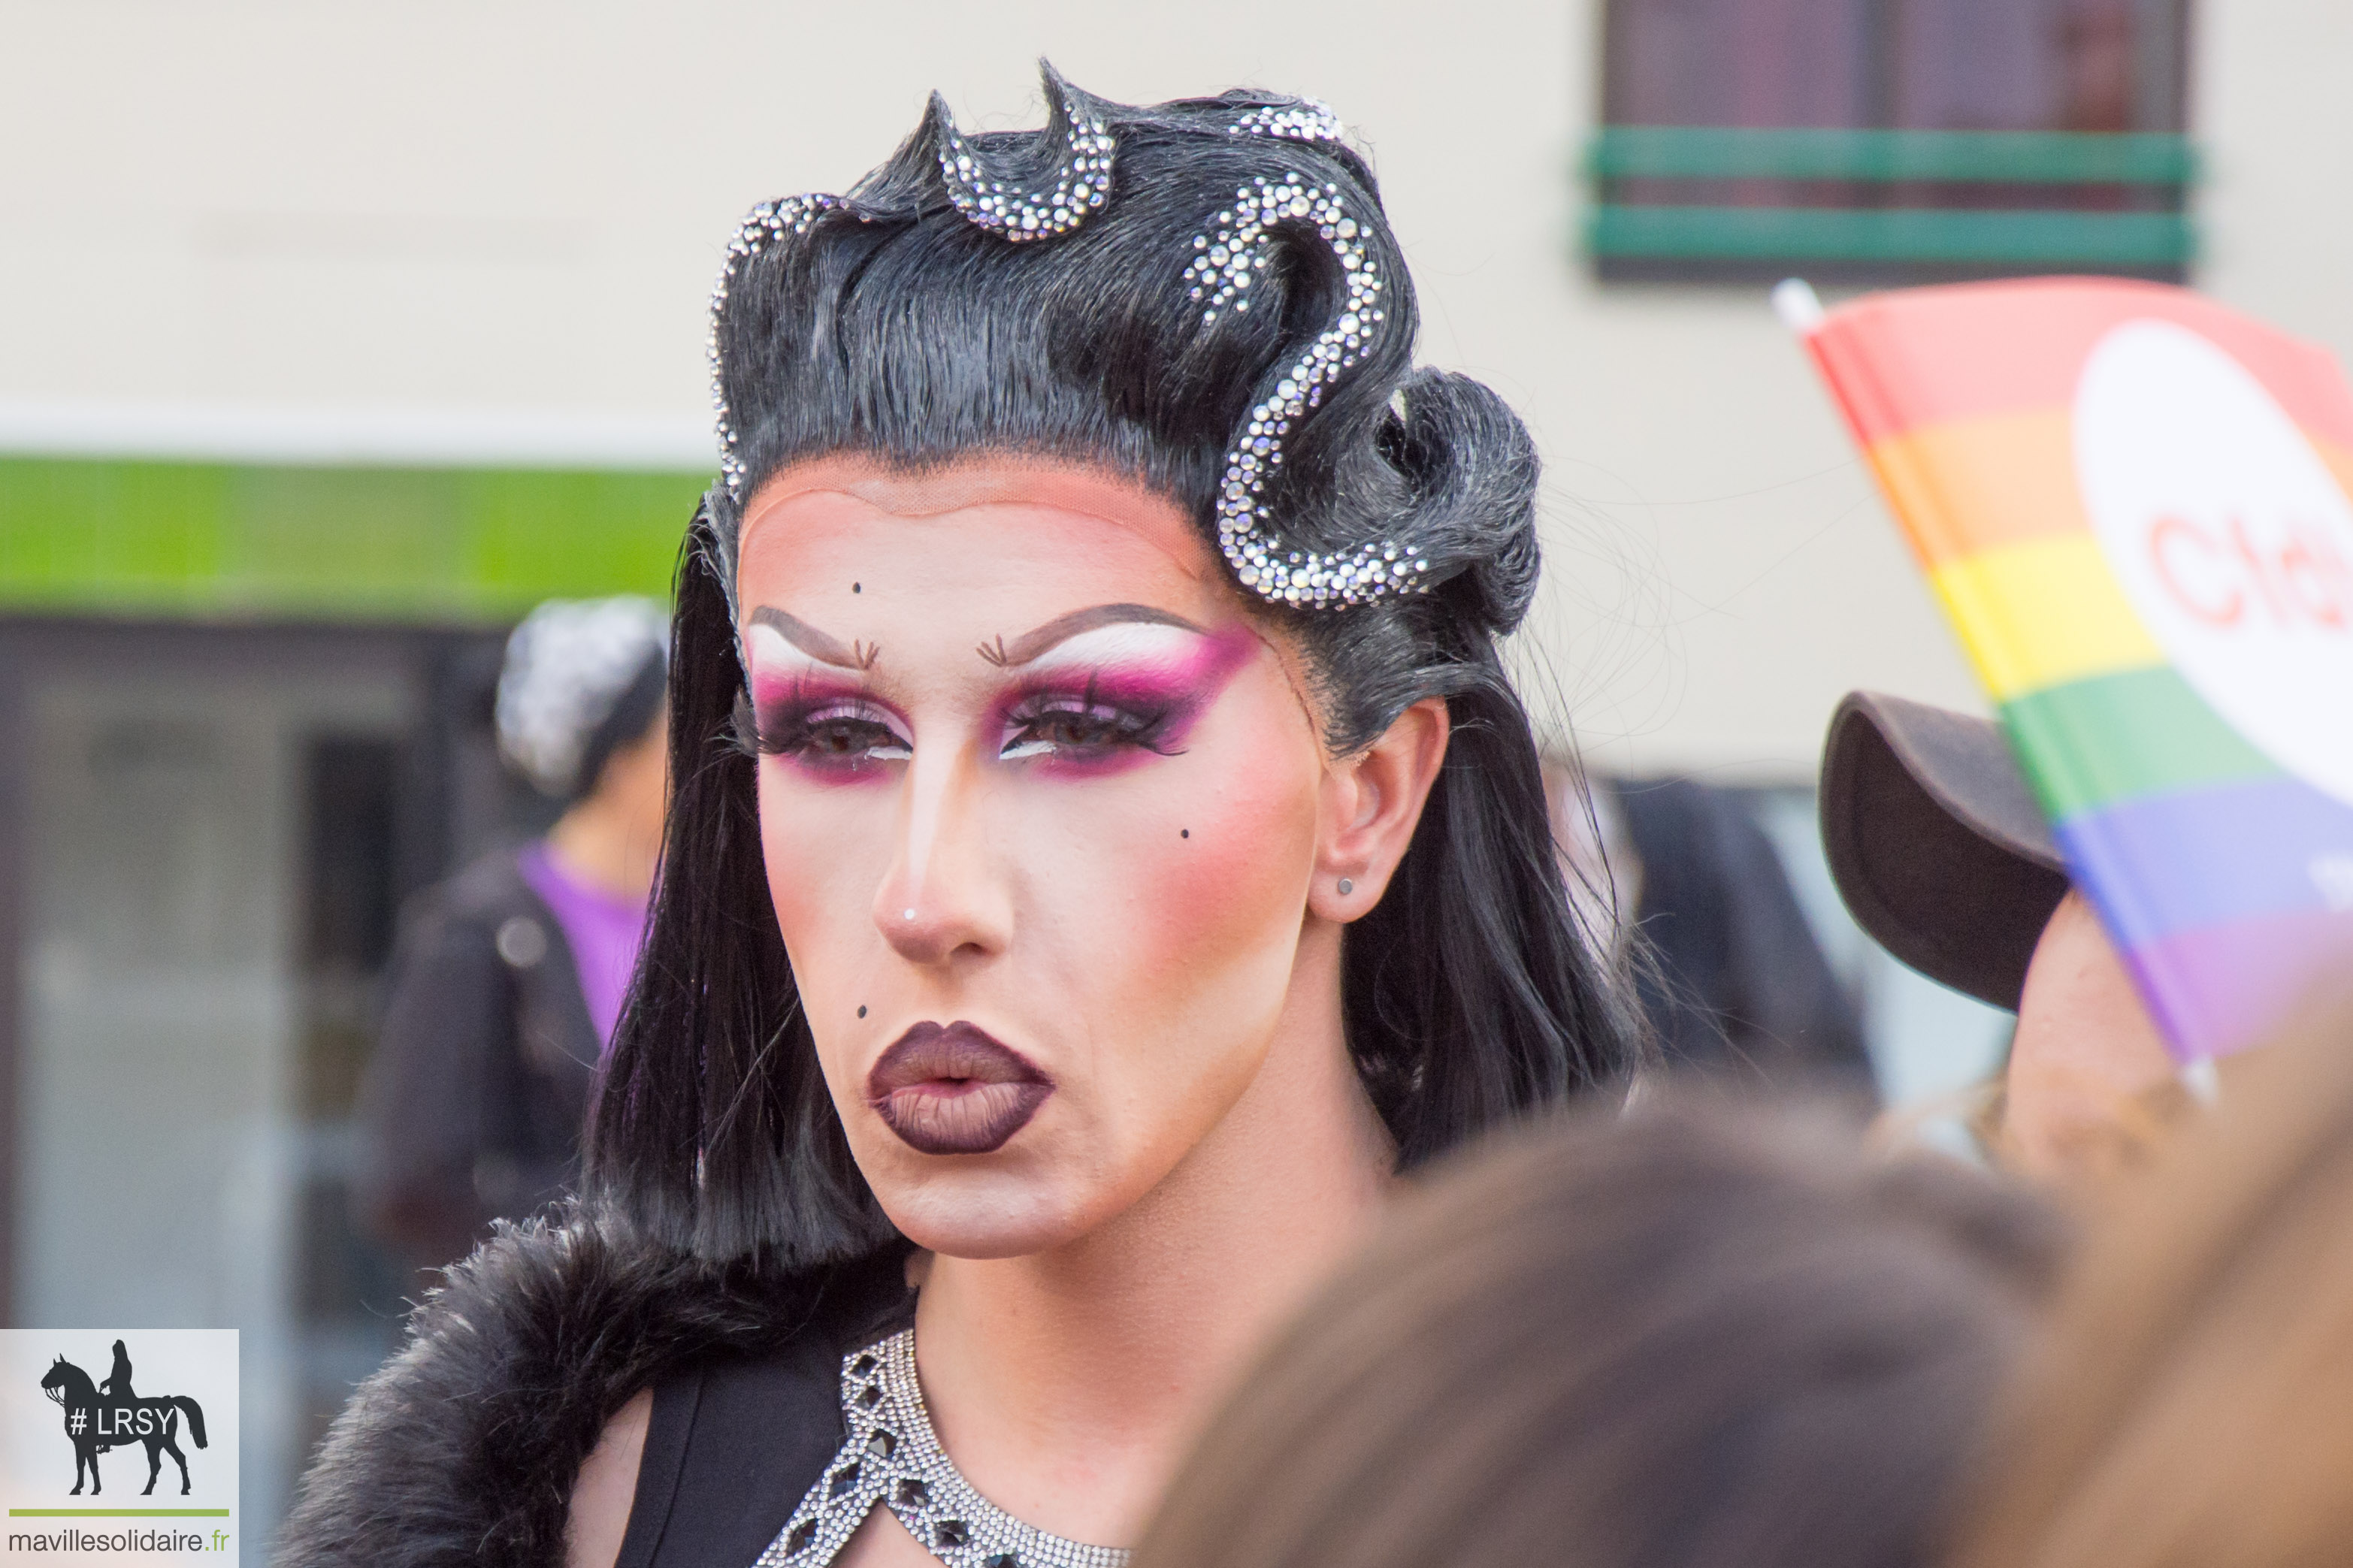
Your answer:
1134;765;1315;980
1123;638;1322;949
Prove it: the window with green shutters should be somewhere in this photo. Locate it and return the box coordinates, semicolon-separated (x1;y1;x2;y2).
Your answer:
1587;0;2194;282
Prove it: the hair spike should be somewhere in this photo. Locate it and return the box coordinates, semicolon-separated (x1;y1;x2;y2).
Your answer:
929;59;1118;244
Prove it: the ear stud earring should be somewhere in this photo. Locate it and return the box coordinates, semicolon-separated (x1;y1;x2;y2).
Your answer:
1337;878;1354;895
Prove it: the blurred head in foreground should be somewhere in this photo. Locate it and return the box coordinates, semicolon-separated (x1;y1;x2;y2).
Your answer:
1949;993;2353;1568
1134;1093;2065;1568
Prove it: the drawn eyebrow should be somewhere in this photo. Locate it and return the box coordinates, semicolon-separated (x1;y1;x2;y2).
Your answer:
979;603;1206;667
748;607;879;671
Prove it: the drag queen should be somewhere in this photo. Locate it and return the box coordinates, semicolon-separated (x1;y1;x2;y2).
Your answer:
281;68;1636;1568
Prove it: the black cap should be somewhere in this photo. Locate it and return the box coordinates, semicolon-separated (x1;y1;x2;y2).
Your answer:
1819;692;2070;1012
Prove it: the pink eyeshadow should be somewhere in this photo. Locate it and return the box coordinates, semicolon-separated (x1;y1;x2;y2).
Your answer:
996;625;1254;721
995;625;1258;774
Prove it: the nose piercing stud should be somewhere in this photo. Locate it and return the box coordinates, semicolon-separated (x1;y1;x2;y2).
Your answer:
1337;878;1354;895
903;908;916;920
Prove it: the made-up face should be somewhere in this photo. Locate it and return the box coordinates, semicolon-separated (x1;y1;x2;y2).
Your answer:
735;458;1355;1258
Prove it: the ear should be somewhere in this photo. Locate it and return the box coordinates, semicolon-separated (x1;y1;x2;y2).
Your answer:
1308;697;1450;924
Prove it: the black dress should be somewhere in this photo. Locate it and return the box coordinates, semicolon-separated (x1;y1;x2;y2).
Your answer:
620;1298;915;1568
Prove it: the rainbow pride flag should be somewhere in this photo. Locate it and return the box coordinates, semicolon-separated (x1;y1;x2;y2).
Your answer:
1791;278;2353;1061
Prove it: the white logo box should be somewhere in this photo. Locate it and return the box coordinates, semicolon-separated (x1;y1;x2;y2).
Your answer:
0;1331;238;1563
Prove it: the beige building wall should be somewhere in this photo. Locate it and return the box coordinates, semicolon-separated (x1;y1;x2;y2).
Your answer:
4;0;2344;772
2194;3;2353;387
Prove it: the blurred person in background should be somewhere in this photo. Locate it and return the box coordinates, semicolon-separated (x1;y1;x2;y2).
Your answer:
1133;1092;2065;1568
1946;991;2353;1568
1819;692;2182;1186
283;72;1638;1568
1547;759;1872;1094
355;595;669;1272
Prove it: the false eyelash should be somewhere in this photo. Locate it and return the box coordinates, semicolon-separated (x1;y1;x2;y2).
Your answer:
1002;677;1188;757
732;690;896;759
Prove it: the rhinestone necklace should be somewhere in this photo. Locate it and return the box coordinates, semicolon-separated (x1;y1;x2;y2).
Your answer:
755;1328;1130;1568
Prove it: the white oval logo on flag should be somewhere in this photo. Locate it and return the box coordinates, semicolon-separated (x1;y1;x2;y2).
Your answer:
2073;319;2353;807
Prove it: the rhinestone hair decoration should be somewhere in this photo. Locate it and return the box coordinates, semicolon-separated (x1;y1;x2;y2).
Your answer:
758;1328;1130;1568
1189;115;1422;609
1226;97;1346;144
710;192;843;499
932;71;1118;243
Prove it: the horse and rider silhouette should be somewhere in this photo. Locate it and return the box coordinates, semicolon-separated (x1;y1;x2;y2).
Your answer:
38;1340;207;1496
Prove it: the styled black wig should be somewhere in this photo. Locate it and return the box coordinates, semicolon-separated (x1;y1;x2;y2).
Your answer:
588;67;1641;1269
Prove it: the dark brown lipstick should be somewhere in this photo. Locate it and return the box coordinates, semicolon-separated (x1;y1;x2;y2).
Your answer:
866;1022;1053;1156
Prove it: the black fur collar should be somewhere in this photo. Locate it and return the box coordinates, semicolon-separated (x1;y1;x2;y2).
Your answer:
277;1213;906;1567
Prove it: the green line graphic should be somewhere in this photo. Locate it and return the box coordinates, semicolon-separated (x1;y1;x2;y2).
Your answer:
8;1508;231;1516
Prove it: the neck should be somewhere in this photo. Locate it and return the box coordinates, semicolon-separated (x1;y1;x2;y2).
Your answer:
912;917;1390;1547
543;792;661;900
